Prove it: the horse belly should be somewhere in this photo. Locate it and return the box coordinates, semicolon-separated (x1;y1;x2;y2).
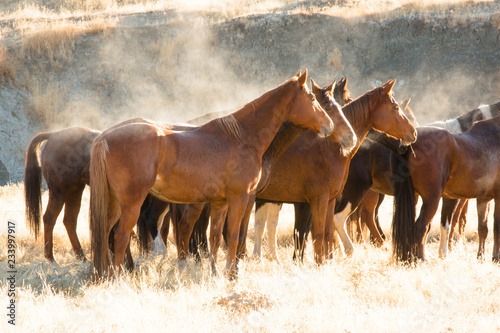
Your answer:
444;171;496;199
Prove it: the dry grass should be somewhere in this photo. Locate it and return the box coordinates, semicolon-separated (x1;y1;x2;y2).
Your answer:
29;79;66;124
0;1;495;22
0;45;18;83
1;185;500;331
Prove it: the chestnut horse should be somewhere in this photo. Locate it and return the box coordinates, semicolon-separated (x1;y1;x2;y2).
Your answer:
24;118;196;263
254;96;416;262
139;77;354;258
89;70;339;277
252;80;416;264
392;115;500;262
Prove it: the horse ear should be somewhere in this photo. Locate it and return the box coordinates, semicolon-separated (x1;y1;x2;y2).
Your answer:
338;76;347;90
382;79;396;95
298;69;308;86
325;81;336;94
295;69;302;77
400;97;411;109
310;78;322;95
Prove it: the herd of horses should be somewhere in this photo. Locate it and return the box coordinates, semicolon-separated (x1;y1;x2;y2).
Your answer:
23;69;500;279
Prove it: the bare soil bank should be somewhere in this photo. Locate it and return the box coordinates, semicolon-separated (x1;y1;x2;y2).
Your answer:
1;7;499;181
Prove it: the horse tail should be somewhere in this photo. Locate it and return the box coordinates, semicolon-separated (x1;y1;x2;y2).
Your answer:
391;151;417;263
90;139;110;277
24;132;51;239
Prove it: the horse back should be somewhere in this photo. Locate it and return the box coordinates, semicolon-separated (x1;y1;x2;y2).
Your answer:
444;121;500;198
41;127;100;188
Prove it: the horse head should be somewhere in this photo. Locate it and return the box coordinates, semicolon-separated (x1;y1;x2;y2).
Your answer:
372;80;417;145
334;76;353;106
286;69;334;138
311;78;357;154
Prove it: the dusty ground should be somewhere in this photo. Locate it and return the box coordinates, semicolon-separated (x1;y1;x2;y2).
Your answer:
0;1;499;181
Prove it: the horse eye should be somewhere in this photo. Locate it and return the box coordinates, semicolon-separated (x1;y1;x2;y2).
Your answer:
309;94;315;101
325;106;332;111
393;104;399;110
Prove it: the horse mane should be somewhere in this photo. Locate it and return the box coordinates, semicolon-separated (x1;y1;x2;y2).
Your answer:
216;114;243;141
341;88;377;130
216;77;299;141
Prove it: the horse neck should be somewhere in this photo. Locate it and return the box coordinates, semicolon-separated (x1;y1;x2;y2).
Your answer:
262;121;306;166
341;92;377;156
366;129;402;151
456;108;483;132
485;102;500;118
231;82;295;157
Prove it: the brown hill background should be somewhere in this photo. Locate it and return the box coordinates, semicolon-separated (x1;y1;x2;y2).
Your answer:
0;0;499;182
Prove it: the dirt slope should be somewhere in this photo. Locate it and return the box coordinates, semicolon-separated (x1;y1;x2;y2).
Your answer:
0;4;499;182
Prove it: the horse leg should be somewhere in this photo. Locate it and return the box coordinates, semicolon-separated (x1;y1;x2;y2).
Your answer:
266;202;283;263
42;193;64;262
415;196;441;261
253;201;269;259
309;196;329;265
236;194;256;260
458;199;469;236
359;191;384;247
195;203;210;257
333;200;355;256
176;203;205;264
160;206;171;246
224;195;249;278
373;194;386;241
124;242;134;271
324;199;337;259
477;198;491;260
208;202;228;275
447;198;462;250
440;198;459;258
293;202;311;261
149;199;169;255
112;202;143;273
492;199;500;262
62;187;87;261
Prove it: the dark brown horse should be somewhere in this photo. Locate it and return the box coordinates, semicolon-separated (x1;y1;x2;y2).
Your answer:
89;71;345;277
352;102;500;257
24;118;195;263
253;80;417;264
392;115;500;262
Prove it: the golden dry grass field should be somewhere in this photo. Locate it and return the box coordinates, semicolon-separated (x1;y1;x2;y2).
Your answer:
1;0;500;332
1;184;500;332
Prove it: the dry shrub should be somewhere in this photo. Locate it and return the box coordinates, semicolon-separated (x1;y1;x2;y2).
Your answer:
30;79;66;125
21;24;86;62
86;18;117;35
0;45;19;83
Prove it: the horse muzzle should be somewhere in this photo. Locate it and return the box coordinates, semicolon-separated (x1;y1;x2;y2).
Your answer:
318;121;334;138
402;130;418;145
341;132;357;152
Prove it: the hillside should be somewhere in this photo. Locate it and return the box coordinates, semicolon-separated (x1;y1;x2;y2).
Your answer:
0;0;499;182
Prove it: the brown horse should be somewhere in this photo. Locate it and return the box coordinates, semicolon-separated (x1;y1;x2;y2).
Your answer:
347;101;500;251
254;80;417;264
24;118;195;263
89;70;340;277
347;101;500;257
392;115;500;262
137;77;355;258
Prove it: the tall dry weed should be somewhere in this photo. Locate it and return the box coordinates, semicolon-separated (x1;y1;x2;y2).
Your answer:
0;45;19;83
29;79;66;125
